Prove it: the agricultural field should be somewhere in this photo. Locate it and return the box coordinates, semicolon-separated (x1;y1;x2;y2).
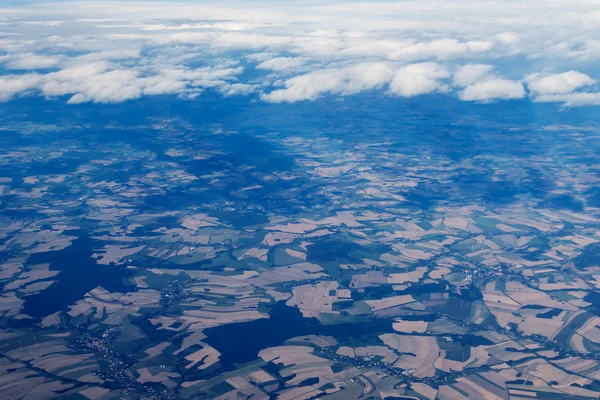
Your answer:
2;88;600;399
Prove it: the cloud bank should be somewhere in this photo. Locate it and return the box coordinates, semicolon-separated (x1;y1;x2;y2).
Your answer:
0;0;599;106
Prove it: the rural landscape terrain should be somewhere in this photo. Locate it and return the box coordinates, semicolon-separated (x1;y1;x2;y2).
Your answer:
1;95;600;399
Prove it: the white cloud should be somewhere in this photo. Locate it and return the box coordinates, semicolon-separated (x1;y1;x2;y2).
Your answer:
459;79;526;102
74;49;142;62
525;71;596;95
3;53;63;70
389;63;450;97
256;57;306;71
494;32;520;45
262;62;395;102
262;62;449;102
533;92;600;107
0;0;598;106
0;60;245;104
0;73;42;101
453;64;495;87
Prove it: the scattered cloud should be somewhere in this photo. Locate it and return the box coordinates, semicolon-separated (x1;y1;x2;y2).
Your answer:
2;53;63;70
533;92;600;107
255;57;307;71
494;32;520;45
525;71;596;95
452;64;495;87
0;60;244;104
459;79;526;102
0;1;598;106
389;63;450;97
262;62;395;102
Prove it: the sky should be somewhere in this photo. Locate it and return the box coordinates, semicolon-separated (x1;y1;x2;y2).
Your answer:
0;0;599;107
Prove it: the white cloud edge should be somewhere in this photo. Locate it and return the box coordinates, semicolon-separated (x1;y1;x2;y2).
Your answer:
0;1;599;106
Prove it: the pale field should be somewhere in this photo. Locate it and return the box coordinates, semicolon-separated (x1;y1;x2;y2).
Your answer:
181;214;220;230
286;281;341;319
136;367;180;386
238;247;268;261
248;369;275;384
483;341;531;362
350;271;387;288
504;282;578;310
575;316;600;345
443;217;471;230
166;169;198;183
379;334;439;378
378;252;408;268
320;211;364;228
283;363;334;386
226;375;256;390
20;380;76;400
3;226;78;254
355;345;398;363
410;383;437;400
516;358;599;398
303;229;334;239
496;215;555;232
538;281;589;291
452;377;505;400
45;175;66;184
393;246;435;261
379;230;422;240
427;317;468;335
355;210;395;221
313;166;352;177
569;334;588;353
248;263;327;287
355;375;374;396
92;244;145;265
466;300;489;325
284;248;306;260
87;207;136;221
365;295;414;312
437;346;489;374
181;309;268;329
428;266;451;280
240;184;264;191
9;185;48;199
149;227;211;244
285;335;337;348
496;223;520;233
267;221;318;233
392;319;428;333
78;387;111;400
4;263;58;291
360;187;406;202
67;302;94;318
483;292;523;312
4;337;101;386
336;346;355;357
41;312;61;327
259;346;326;367
276;386;322;400
437;384;471;400
0;292;24;317
551;310;589;343
515;310;567;336
261;231;299;246
142;342;170;359
564;234;597;247
556;357;600;380
387;267;427;284
64;286;162;322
